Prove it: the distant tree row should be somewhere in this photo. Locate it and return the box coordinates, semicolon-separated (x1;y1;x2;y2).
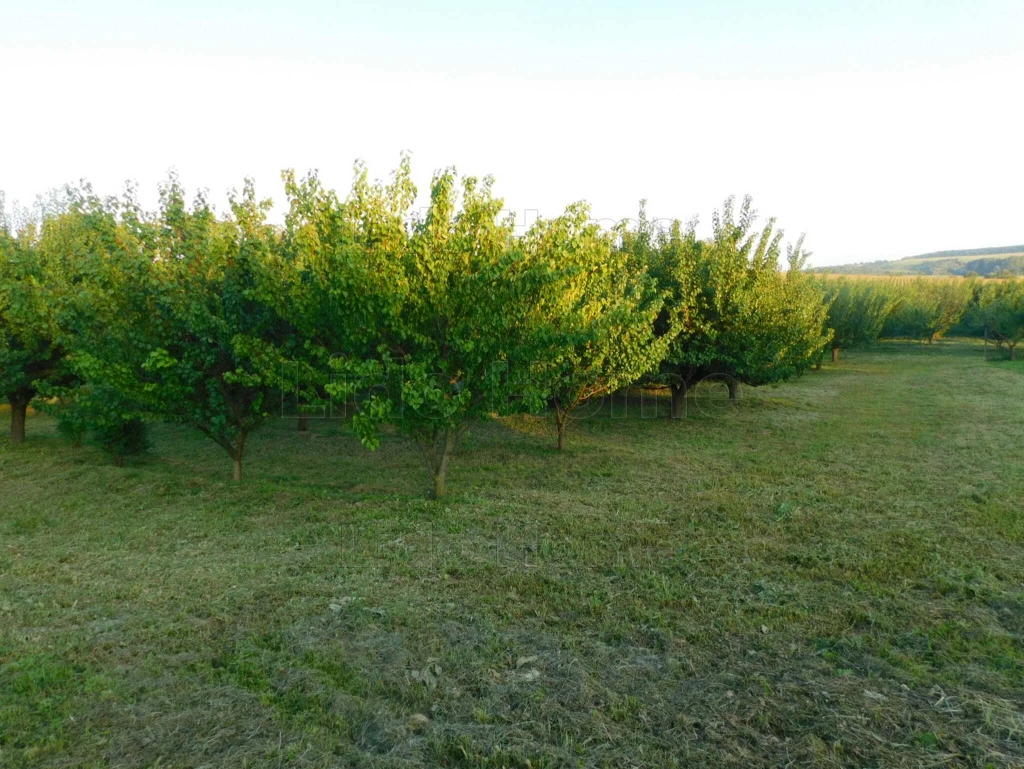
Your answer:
809;246;1024;278
820;275;1024;361
5;161;1014;495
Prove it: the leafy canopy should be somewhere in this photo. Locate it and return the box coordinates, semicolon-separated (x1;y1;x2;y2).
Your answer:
979;280;1024;357
0;199;75;441
524;202;668;449
824;277;899;351
324;166;557;496
882;278;973;342
635;195;830;392
46;176;288;480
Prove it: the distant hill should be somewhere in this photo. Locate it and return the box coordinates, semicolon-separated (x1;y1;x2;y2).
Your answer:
811;245;1024;277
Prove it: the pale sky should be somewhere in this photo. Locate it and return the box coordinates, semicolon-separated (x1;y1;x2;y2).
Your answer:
2;0;1022;266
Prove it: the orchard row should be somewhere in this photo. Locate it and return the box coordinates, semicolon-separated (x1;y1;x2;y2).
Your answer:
2;161;1021;495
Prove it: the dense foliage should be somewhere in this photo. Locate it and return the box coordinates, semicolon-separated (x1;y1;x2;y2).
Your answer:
322;169;559;497
823;278;899;361
6;163;1015;495
881;278;973;343
978;280;1024;360
35;178;290;481
627;196;830;415
0;207;71;443
526;203;668;450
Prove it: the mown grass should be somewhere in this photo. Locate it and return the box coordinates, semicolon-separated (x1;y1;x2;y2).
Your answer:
1;340;1022;767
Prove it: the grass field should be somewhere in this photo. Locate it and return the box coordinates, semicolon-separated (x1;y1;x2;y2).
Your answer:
2;341;1023;767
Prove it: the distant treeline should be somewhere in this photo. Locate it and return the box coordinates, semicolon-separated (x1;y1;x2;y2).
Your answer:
901;245;1024;260
811;245;1024;277
821;274;1024;363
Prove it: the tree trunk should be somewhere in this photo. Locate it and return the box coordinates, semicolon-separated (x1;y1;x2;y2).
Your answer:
670;384;685;419
728;379;739;401
297;415;308;432
831;346;840;364
814;359;822;371
1011;345;1017;362
231;430;247;482
928;333;935;345
555;411;567;451
429;429;457;499
114;455;125;468
9;396;28;444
